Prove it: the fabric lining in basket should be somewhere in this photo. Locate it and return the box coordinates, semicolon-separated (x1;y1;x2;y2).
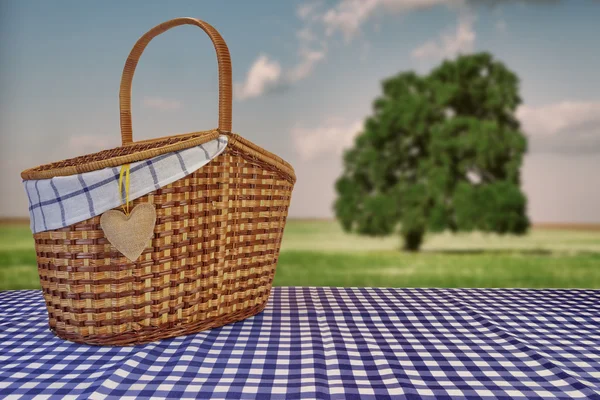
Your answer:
24;136;228;233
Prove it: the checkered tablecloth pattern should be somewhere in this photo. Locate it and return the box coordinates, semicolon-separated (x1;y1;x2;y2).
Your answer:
1;287;599;399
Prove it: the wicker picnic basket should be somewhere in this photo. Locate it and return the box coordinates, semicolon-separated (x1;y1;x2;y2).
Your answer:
20;18;295;346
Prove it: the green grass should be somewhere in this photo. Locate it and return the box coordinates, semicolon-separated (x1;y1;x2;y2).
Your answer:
0;224;36;251
280;220;600;253
1;220;599;291
273;250;600;288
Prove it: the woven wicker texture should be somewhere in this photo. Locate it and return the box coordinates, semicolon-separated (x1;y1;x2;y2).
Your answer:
119;17;233;143
34;145;294;345
24;18;296;345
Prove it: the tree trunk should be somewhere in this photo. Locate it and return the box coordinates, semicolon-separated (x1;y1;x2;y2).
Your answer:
403;229;424;252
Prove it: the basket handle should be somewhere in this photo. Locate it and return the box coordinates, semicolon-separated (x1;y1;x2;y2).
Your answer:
119;17;232;145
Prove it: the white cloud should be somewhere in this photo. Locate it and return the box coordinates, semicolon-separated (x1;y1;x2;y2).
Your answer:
234;55;282;100
142;96;182;111
297;26;317;43
411;13;475;61
297;2;322;20
322;0;464;41
517;101;600;154
292;118;363;160
234;23;326;101
238;0;465;101
238;0;478;101
288;49;326;83
322;0;379;40
289;11;329;85
234;49;324;101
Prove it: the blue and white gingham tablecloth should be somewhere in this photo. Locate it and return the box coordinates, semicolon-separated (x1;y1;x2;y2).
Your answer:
0;287;599;399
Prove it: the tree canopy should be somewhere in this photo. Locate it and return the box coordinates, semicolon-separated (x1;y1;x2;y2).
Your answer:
334;52;529;251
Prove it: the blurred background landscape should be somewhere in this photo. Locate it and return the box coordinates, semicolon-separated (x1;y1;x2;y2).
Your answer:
1;0;599;290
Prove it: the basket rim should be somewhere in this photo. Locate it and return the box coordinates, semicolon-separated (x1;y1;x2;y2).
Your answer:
21;130;296;183
228;134;296;183
21;130;220;180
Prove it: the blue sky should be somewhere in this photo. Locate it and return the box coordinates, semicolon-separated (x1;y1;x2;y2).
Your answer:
1;0;599;222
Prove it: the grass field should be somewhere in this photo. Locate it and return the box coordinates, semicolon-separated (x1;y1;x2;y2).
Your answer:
1;220;599;291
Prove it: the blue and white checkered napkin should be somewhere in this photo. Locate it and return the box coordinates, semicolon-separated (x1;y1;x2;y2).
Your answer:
23;135;228;233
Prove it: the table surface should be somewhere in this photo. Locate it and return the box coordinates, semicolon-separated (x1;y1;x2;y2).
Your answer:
1;287;599;400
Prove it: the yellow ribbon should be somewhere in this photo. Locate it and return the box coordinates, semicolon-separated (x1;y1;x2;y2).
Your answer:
118;164;131;215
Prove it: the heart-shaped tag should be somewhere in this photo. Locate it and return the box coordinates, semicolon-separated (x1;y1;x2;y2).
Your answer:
100;203;157;261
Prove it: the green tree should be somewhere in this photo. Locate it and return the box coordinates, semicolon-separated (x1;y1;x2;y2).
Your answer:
334;53;529;251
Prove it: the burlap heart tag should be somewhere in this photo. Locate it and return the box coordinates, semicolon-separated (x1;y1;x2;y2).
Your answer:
100;203;156;261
